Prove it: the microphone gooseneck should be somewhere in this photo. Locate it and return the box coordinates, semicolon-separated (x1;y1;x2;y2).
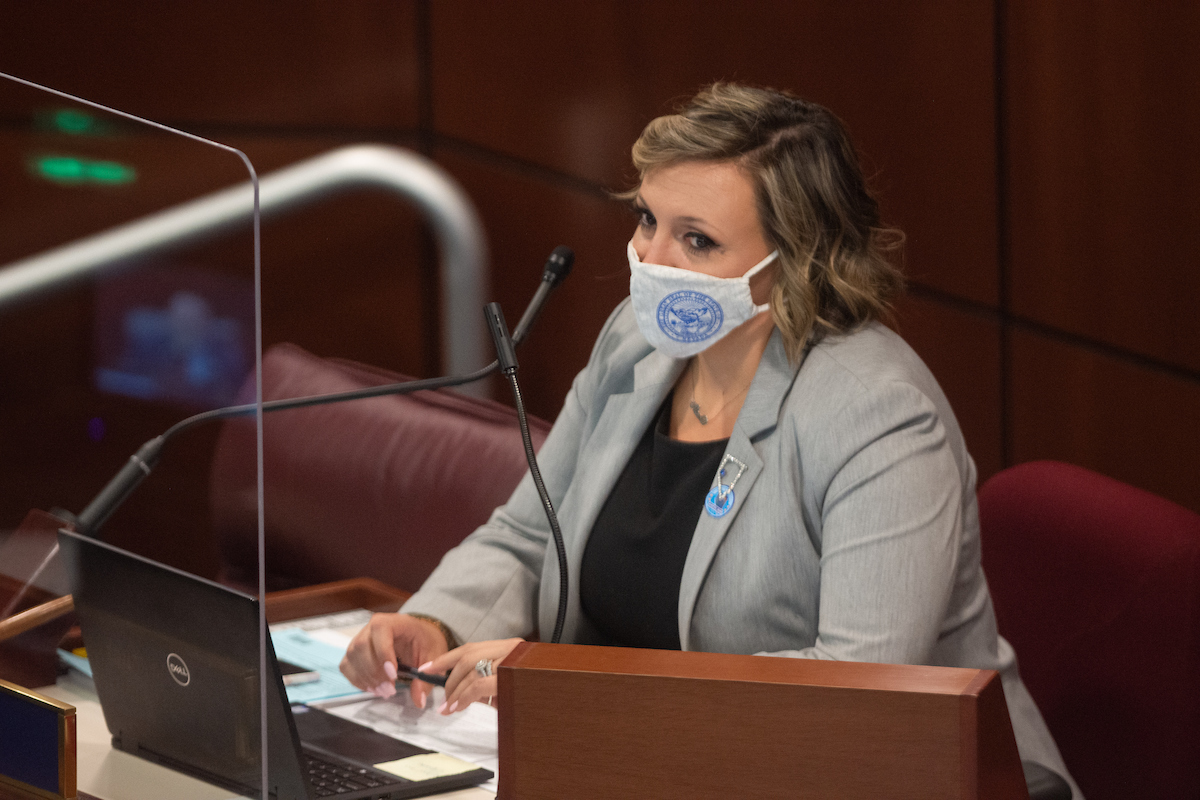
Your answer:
485;300;569;645
72;363;499;537
74;245;575;538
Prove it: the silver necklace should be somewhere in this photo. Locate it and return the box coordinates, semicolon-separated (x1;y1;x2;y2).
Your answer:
688;364;753;425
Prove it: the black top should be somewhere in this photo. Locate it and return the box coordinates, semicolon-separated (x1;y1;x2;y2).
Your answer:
579;396;728;649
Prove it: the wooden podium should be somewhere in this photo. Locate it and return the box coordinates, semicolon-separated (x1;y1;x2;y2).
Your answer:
498;643;1029;799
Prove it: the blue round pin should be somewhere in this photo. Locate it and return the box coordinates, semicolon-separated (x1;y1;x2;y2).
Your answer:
705;485;735;517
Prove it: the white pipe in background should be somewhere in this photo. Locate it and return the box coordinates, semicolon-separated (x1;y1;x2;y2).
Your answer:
0;144;489;377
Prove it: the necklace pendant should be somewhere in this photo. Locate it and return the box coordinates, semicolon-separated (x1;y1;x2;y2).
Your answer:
689;400;708;425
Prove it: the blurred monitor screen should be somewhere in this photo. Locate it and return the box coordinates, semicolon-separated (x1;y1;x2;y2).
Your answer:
94;266;254;409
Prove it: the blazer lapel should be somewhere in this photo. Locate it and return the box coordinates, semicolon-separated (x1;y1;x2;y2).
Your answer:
677;330;803;650
542;349;687;641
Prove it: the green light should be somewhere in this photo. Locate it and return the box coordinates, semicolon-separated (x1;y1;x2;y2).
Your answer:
36;156;87;183
85;160;136;184
30;155;138;186
53;109;98;134
34;108;115;137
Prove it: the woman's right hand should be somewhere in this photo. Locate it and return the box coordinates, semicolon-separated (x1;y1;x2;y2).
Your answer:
339;613;450;709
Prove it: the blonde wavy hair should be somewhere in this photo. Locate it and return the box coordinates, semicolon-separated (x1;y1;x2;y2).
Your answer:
623;83;905;362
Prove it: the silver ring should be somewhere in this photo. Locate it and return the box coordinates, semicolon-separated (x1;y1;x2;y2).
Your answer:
475;658;494;678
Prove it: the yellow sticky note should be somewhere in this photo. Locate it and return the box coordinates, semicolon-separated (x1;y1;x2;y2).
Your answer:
374;752;479;781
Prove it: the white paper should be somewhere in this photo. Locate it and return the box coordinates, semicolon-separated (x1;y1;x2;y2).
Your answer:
308;627;355;649
270;608;374;633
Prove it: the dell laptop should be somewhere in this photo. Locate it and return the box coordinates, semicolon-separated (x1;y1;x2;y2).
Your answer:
57;528;492;799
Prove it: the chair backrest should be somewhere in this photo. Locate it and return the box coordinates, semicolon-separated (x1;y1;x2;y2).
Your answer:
978;461;1200;800
210;343;551;594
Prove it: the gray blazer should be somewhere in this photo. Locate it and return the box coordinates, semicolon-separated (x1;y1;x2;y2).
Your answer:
404;299;1080;795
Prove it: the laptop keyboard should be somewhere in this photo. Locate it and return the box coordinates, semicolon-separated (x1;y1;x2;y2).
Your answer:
303;752;398;796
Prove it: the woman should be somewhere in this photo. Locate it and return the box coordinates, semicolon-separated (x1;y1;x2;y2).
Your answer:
341;83;1078;795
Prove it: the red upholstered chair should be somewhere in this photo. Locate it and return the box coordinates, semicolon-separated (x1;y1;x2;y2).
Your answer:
978;461;1200;800
209;343;551;594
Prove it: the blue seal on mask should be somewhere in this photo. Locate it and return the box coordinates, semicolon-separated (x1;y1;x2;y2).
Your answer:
704;485;735;517
657;291;723;343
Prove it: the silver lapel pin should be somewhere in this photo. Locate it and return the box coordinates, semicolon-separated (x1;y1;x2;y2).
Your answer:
705;454;748;518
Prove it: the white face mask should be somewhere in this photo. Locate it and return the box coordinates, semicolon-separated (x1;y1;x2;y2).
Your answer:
628;241;777;358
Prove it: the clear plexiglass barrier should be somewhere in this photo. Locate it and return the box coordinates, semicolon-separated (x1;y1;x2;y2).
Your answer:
0;71;271;798
0;68;506;799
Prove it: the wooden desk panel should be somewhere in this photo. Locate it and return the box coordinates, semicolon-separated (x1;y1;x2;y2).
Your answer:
263;576;408;624
499;643;1028;800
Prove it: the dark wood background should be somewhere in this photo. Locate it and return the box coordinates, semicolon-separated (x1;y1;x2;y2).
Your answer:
0;1;1196;579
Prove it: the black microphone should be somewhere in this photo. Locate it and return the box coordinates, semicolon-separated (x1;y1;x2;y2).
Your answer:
484;303;519;376
511;246;573;347
72;247;574;537
72;437;165;535
485;297;569;644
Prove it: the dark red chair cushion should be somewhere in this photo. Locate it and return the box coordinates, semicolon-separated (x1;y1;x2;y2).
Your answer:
979;461;1200;800
210;343;551;593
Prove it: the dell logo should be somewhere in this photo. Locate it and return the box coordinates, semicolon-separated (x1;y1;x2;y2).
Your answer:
166;653;191;686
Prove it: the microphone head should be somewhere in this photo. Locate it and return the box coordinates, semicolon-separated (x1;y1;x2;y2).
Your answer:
544;246;574;287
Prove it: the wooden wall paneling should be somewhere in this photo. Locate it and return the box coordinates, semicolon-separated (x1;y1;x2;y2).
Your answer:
257;193;429;376
0;1;421;130
431;0;999;306
434;147;636;421
893;294;1004;482
1009;328;1200;514
0;284;97;517
1004;1;1200;372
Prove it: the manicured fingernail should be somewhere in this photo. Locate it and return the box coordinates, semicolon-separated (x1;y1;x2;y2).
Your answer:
371;682;389;697
383;662;397;681
437;701;447;714
418;661;433;672
448;701;458;713
374;682;395;699
417;692;426;709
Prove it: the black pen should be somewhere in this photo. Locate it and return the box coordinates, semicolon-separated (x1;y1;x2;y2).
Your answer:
397;664;447;687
